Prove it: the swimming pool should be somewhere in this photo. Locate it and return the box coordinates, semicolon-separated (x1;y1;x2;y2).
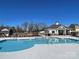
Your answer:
0;38;79;52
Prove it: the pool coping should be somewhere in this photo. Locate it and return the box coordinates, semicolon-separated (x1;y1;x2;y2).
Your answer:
0;36;79;41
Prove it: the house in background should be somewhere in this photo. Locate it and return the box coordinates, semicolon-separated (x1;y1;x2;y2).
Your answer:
69;24;79;36
0;27;15;37
45;22;70;35
1;28;9;37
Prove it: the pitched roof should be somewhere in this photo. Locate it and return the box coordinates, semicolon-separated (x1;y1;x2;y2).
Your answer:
50;24;61;29
46;24;70;30
1;28;9;31
69;24;79;28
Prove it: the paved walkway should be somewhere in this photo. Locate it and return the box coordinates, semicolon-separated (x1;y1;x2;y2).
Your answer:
0;44;79;59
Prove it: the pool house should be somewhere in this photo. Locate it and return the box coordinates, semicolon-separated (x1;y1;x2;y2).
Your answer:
44;22;70;36
69;24;79;36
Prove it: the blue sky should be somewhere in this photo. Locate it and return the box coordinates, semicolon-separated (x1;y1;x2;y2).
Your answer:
0;0;79;26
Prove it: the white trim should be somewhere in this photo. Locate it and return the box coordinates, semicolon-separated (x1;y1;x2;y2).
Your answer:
57;25;67;30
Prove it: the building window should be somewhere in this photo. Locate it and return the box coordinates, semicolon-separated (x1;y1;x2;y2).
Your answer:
52;31;55;33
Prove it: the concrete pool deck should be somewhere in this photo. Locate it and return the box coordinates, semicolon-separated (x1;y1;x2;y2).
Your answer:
0;35;79;40
50;35;79;40
0;37;40;41
0;44;79;59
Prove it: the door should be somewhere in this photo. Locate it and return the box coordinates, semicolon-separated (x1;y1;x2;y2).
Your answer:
58;30;64;35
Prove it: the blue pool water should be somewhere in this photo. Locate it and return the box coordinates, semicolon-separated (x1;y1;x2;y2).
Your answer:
0;38;79;52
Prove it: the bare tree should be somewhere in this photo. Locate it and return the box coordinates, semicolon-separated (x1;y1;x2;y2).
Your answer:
31;23;47;32
38;23;47;31
22;22;28;32
22;22;47;32
28;22;34;32
16;25;24;32
22;22;34;32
